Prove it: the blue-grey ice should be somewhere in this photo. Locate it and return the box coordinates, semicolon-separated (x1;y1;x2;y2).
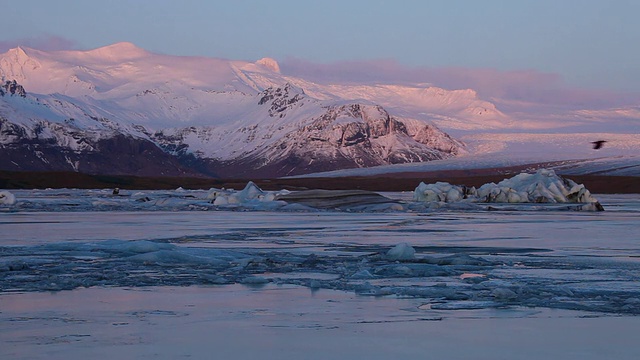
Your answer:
1;171;639;322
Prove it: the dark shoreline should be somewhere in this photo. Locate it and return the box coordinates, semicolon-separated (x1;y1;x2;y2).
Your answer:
1;169;638;194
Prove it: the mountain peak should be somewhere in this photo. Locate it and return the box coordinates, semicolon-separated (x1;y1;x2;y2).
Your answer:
0;47;42;81
4;46;33;61
259;83;306;102
101;41;142;51
84;42;148;61
258;83;308;117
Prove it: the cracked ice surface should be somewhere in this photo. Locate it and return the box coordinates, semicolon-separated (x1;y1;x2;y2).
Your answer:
1;189;639;316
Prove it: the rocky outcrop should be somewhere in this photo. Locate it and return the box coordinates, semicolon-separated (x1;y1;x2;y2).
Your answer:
0;80;26;97
0;117;199;176
217;103;464;177
301;104;410;147
257;83;307;117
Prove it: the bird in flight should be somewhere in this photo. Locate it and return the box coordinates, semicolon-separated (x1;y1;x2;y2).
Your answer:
592;140;606;150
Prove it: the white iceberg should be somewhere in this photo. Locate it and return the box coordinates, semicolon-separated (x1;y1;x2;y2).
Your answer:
0;191;16;205
207;181;290;207
414;169;602;209
386;243;416;261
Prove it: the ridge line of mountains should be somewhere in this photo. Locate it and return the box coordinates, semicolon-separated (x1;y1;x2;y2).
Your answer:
1;43;638;178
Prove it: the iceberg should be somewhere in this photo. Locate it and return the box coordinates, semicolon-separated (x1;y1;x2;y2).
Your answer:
207;181;290;208
0;191;16;205
414;169;603;210
386;243;416;261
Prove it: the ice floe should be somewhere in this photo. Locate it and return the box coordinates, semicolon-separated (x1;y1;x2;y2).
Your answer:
2;238;639;315
386;243;416;261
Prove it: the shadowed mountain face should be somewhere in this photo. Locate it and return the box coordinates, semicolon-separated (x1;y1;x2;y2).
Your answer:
0;44;465;178
0;119;202;177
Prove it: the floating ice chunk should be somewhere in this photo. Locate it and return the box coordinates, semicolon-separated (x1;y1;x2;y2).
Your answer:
127;250;211;264
353;281;375;294
386;243;416;261
413;169;602;210
474;279;516;290
240;276;270;285
150;197;191;207
460;273;486;280
414;182;450;202
236;181;264;201
113;240;176;254
429;301;501;310
351;269;375;279
0;191;16;205
573;202;605;211
425;254;491;266
374;265;413;277
492;287;518;300
208;182;290;208
279;203;317;211
446;187;463;202
484;169;600;204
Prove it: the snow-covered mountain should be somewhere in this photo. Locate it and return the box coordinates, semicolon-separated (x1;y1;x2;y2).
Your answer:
1;42;638;178
0;43;467;177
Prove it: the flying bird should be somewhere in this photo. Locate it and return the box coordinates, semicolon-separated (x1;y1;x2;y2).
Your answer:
592;140;606;150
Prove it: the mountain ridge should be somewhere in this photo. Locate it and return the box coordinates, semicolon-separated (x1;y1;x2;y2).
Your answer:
1;43;638;178
0;44;468;177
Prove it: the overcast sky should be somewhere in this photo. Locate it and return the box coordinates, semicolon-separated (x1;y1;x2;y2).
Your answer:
2;0;640;94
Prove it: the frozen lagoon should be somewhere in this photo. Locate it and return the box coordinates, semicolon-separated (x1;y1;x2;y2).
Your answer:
1;189;640;359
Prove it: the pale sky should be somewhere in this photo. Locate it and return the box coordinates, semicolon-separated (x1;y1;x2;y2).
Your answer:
2;0;640;94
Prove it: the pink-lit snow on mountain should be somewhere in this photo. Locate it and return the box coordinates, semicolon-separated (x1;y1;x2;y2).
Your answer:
1;43;638;177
